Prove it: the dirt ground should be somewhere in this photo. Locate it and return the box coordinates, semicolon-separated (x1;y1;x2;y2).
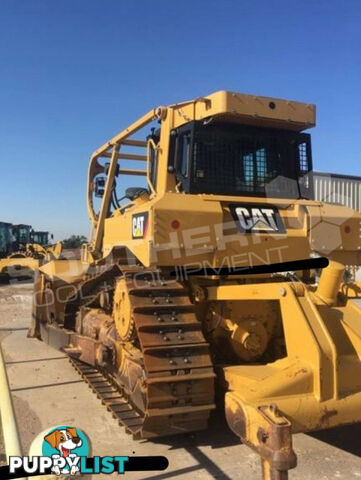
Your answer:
0;281;360;479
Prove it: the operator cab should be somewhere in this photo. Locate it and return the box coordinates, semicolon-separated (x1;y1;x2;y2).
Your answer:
86;91;316;258
11;224;32;251
0;222;12;258
31;231;50;246
168;120;313;199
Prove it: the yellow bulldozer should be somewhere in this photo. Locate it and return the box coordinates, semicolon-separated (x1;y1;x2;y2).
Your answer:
30;91;361;479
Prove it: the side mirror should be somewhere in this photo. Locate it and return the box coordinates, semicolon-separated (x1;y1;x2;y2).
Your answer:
94;177;106;197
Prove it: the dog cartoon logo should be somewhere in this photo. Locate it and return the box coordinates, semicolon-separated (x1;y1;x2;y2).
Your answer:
42;426;89;475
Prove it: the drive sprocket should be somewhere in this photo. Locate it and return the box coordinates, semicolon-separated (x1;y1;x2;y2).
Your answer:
113;277;136;342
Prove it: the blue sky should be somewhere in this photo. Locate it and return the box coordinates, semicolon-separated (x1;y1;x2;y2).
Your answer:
0;0;360;239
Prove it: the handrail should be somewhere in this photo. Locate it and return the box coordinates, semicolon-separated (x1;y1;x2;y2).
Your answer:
87;107;167;258
101;152;147;161
90;107;166;160
146;138;158;195
118;168;147;176
92;144;120;254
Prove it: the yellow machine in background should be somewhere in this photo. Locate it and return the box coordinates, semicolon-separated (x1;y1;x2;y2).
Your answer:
30;91;361;479
0;222;62;280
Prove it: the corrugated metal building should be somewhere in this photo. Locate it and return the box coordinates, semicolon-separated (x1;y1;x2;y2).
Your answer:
313;172;361;212
312;171;361;280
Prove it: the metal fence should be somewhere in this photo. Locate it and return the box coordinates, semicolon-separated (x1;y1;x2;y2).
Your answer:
312;172;361;212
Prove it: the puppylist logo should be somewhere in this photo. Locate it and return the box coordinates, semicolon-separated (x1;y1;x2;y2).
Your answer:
2;425;168;479
41;425;95;475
